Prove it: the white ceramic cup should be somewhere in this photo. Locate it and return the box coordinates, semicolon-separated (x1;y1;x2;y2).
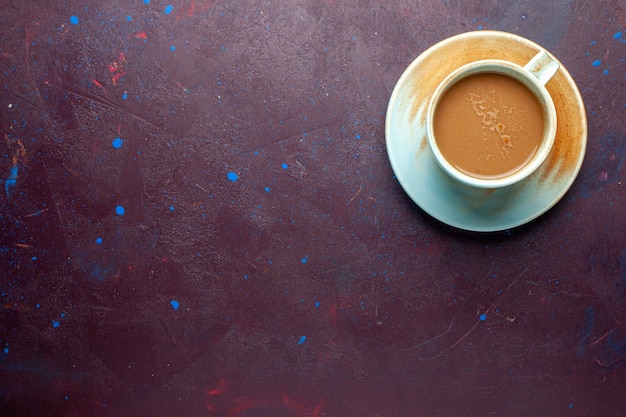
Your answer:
426;50;560;189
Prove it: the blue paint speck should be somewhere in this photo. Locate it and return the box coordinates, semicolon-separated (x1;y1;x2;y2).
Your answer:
569;403;573;408
227;171;239;182
281;162;288;169
315;301;320;308
143;0;149;3
170;45;176;51
478;25;483;30
95;237;103;245
264;186;271;193
614;31;622;39
169;205;175;211
52;320;60;328
603;69;609;75
32;256;37;261
3;347;8;354
298;335;307;345
592;60;602;67
36;303;40;309
5;165;18;196
126;15;132;21
479;314;487;321
70;15;79;25
243;275;249;280
115;205;125;216
355;134;361;140
122;93;128;100
164;4;173;14
112;136;124;149
65;395;69;401
170;299;179;310
301;257;308;264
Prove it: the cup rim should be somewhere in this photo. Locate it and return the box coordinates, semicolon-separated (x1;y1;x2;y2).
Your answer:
426;59;557;189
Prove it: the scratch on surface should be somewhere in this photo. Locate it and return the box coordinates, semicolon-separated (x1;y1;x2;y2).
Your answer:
195;183;210;194
347;184;363;205
430;267;528;360
396;316;456;352
44;81;172;135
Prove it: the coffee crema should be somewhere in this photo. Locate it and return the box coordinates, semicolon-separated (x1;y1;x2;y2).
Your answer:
433;72;544;179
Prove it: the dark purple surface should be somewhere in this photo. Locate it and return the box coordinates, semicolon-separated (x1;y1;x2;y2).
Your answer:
1;1;625;416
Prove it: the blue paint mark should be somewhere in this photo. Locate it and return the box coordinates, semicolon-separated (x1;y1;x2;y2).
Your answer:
355;134;361;139
126;15;132;21
65;396;69;401
281;162;288;169
301;256;308;264
227;171;239;182
315;301;320;308
115;205;125;216
170;45;176;51
5;165;18;197
603;69;609;75
122;92;128;100
614;31;622;39
112;136;124;149
164;4;173;14
298;335;307;345
479;314;487;321
87;261;114;281
95;237;103;245
569;403;573;408
70;15;79;25
243;275;249;280
264;186;271;193
169;205;175;211
478;25;483;30
3;347;8;354
52;320;60;328
592;60;602;67
31;256;37;261
170;300;179;310
607;328;626;352
36;304;40;309
143;0;149;4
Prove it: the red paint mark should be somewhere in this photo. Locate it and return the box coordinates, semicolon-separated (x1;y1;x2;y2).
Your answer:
206;378;227;396
188;0;196;16
93;79;107;93
109;52;127;85
134;31;148;40
313;402;324;417
112;70;125;86
329;304;337;325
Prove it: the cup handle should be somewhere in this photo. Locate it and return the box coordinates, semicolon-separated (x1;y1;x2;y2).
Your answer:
523;50;560;86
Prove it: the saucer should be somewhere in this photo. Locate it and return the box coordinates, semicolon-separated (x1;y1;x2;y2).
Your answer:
385;31;587;232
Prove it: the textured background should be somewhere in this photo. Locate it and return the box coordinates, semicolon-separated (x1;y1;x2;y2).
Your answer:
1;1;624;416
